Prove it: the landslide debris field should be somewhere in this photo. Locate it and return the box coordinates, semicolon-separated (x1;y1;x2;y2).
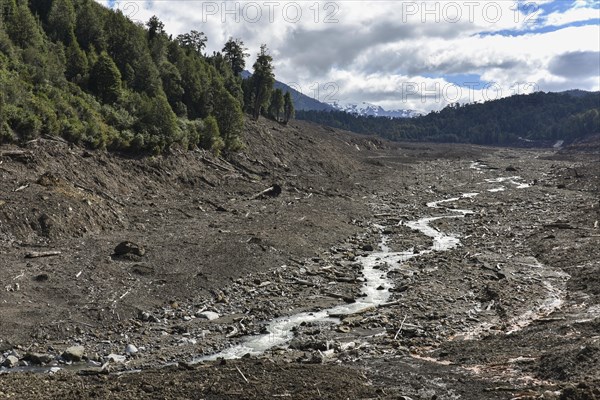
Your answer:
1;120;599;399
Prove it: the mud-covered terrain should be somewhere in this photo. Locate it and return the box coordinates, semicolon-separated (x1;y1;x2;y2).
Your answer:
1;120;599;399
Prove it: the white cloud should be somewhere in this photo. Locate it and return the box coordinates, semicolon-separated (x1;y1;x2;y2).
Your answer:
544;6;600;26
96;1;600;111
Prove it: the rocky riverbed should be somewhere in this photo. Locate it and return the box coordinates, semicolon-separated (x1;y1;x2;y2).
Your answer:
1;120;599;399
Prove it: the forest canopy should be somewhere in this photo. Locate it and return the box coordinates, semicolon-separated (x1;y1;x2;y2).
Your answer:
0;0;291;154
296;91;600;146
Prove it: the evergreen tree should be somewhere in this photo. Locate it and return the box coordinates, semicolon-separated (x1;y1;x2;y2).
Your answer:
269;88;284;122
89;52;122;104
201;115;224;155
283;91;294;124
136;93;179;152
213;85;244;150
0;0;16;24
75;0;106;51
7;1;42;48
146;15;168;64
27;0;52;22
160;61;186;116
146;15;164;41
222;37;249;76
251;44;274;120
176;30;206;55
65;38;88;82
47;0;76;44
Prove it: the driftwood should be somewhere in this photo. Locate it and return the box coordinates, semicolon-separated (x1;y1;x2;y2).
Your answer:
322;291;355;303
200;156;236;173
335;276;356;283
41;134;70;145
291;278;315;287
73;183;125;207
0;150;34;163
378;300;402;308
0;150;33;157
394;315;408;340
177;208;194;218
251;184;282;199
235;366;249;383
13;183;29;192
25;251;61;258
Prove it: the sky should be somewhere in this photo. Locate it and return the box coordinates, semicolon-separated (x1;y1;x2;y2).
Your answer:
96;0;600;112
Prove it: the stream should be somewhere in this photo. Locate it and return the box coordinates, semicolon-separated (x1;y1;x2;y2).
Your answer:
197;201;473;361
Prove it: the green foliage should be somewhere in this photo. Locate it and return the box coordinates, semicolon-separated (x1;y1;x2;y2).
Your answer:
0;23;14;56
159;61;185;115
213;84;244;150
176;30;207;55
222;37;249;76
268;88;284;122
47;0;75;43
296;92;600;145
74;0;106;52
0;0;17;23
134;93;180;152
283;91;294;124
0;0;255;154
89;52;121;104
201;115;224;155
6;1;42;48
250;44;274;120
5;104;42;142
65;39;88;82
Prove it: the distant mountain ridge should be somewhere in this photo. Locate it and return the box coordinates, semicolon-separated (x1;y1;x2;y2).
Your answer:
329;101;421;119
242;71;420;118
241;71;334;111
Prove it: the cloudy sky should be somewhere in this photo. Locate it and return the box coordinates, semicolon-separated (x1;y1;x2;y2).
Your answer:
97;0;599;112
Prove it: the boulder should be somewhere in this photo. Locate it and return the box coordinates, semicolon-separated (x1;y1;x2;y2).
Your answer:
62;346;85;362
2;355;19;368
24;352;54;365
114;241;145;257
196;311;220;321
107;354;126;363
125;344;138;355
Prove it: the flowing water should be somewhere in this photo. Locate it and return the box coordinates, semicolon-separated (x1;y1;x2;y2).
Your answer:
197;204;472;361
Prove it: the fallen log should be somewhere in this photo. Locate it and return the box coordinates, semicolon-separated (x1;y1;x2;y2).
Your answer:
251;184;282;199
291;278;315;287
0;150;33;157
25;251;61;258
322;291;355;303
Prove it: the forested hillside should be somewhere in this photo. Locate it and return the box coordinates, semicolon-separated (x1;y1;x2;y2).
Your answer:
0;0;293;154
297;91;600;146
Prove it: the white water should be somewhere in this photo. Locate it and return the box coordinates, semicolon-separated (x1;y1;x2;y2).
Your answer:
485;176;530;189
197;207;471;361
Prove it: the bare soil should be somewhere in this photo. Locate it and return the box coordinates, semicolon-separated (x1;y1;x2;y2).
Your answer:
0;119;598;399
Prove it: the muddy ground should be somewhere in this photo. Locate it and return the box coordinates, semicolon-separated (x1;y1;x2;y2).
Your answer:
0;119;599;399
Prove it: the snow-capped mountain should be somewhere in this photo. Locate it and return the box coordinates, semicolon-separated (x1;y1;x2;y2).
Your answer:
330;101;421;118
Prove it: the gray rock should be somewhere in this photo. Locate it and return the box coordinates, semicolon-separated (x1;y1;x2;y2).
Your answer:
62;345;85;362
114;241;145;257
107;354;126;363
24;352;54;365
2;355;19;368
125;344;138;355
196;311;220;321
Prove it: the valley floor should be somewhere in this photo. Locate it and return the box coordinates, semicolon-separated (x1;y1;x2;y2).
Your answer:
0;120;599;399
